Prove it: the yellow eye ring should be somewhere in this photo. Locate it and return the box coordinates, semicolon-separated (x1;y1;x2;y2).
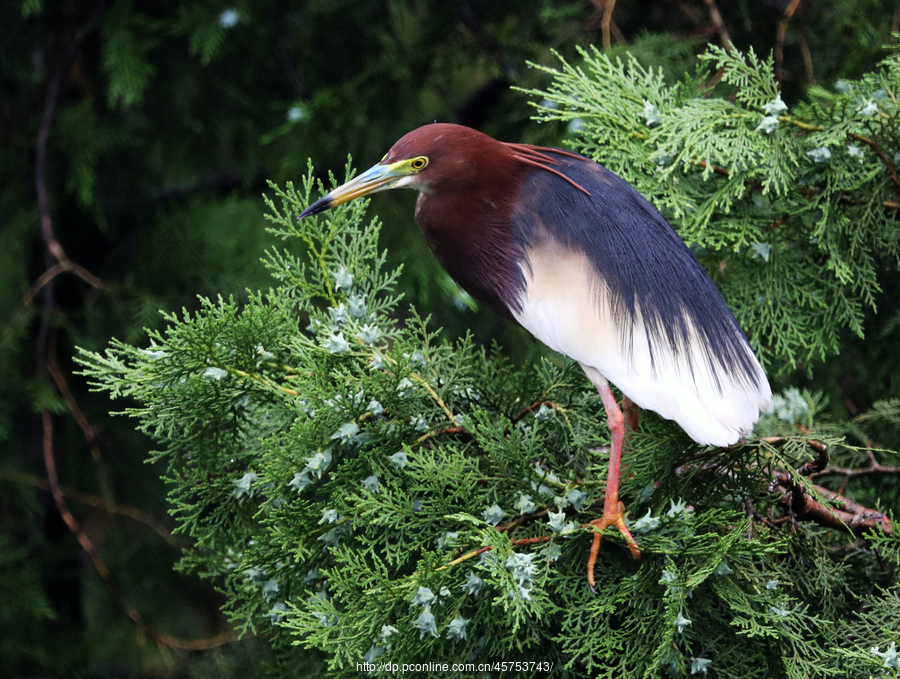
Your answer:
410;156;428;170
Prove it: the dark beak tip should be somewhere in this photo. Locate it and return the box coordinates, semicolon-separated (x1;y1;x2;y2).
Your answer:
298;196;332;220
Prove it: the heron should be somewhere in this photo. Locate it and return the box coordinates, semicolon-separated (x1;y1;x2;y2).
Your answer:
300;123;772;586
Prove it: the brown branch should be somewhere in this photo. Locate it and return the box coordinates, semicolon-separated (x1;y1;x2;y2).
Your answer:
587;0;619;50
695;159;730;176
444;535;553;569
681;438;891;536
811;459;900;484
797;439;829;475
601;0;616;50
775;0;803;83
785;117;900;191
702;0;733;52
848;132;900;190
22;260;104;307
34;2;108;371
46;330;115;509
417;399;571;447
512;400;565;423
498;507;552;536
0;469;181;548
772;470;893;536
768;215;790;232
42;410;112;578
35;3;106;284
757;436;829;463
797;31;815;85
409;372;459;426
41;410;239;650
674;0;706;24
415;425;470;445
689;145;898;213
701;67;726;93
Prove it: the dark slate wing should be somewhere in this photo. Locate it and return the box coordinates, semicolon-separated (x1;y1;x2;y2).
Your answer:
508;152;771;445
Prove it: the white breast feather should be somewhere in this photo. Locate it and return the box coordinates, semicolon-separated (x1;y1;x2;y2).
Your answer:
512;243;772;446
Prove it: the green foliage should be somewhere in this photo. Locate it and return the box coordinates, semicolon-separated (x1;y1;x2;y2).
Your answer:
79;160;900;677
101;1;158;108
521;44;900;373
0;535;55;673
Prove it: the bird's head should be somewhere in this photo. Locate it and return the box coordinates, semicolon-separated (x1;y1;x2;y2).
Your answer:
298;124;503;218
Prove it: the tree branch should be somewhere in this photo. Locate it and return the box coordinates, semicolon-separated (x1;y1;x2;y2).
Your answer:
775;0;803;83
679;438;891;537
848;131;900;190
35;2;107;285
797;31;816;85
702;0;733;52
0;468;181;548
771;470;893;536
811;447;900;495
41;410;240;650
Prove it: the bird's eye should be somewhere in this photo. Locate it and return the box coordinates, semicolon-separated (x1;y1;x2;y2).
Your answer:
410;156;428;170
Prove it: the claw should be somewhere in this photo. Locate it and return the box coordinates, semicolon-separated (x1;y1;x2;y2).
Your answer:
585;501;641;589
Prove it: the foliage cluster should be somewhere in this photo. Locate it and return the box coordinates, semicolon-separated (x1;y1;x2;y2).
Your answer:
524;44;900;375
81;42;900;672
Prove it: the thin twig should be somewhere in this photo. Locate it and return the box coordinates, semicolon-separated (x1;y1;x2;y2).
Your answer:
0;469;181;548
848;132;900;190
601;0;617;50
23;260;104;307
679;438;891;536
772;470;893;536
692;121;900;203
797;31;815;85
702;0;732;52
31;3;238;652
41;410;240;650
695;159;730;176
513;400;555;422
227;366;301;396
768;215;790;232
409;372;459;426
512;400;571;429
415;426;469;444
812;462;900;482
442;535;553;570
785;117;900;190
42;410;112;579
775;0;803;83
47;330;114;509
35;4;106;286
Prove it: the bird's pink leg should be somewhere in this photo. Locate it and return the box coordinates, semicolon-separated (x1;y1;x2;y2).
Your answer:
622;395;639;434
586;382;641;589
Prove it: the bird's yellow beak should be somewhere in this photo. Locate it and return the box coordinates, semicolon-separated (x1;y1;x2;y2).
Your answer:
299;161;409;218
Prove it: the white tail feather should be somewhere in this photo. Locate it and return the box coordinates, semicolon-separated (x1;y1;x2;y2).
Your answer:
513;244;772;446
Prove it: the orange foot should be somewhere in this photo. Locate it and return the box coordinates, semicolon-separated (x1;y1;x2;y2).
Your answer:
585;501;641;590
